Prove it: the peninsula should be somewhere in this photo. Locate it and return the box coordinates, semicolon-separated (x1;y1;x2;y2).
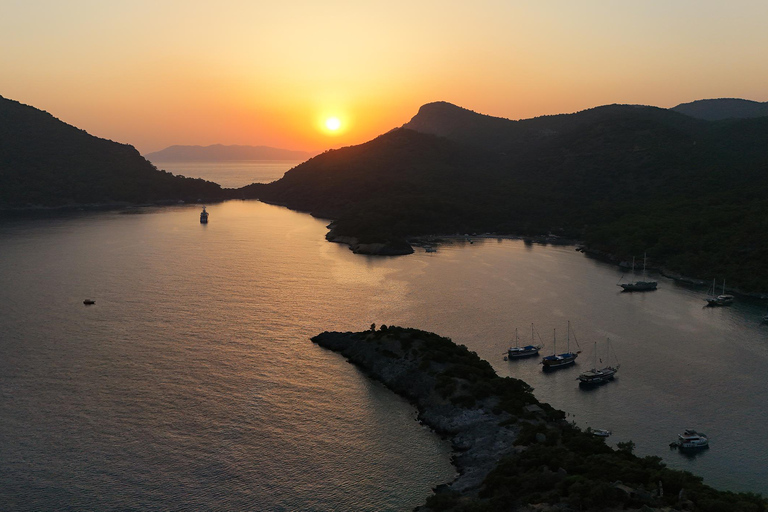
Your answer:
313;326;767;511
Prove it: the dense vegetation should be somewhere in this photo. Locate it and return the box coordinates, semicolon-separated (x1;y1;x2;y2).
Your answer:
243;102;768;291
0;96;226;208
330;326;767;512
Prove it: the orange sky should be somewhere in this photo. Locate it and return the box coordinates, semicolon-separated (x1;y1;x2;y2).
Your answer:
2;1;767;154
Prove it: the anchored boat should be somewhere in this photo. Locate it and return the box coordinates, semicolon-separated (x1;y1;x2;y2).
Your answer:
705;279;733;307
670;429;709;449
542;321;580;369
506;324;543;359
578;338;620;386
618;253;657;292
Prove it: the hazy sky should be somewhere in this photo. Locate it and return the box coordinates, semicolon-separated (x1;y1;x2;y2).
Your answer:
2;0;767;154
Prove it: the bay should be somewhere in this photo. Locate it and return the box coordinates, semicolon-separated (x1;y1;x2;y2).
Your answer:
1;200;767;511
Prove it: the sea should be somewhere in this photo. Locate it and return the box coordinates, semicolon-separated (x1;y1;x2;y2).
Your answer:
2;174;768;510
150;160;303;188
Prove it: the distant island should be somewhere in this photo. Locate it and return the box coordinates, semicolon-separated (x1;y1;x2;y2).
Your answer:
0;95;225;208
314;325;767;511
144;144;315;162
242;100;768;292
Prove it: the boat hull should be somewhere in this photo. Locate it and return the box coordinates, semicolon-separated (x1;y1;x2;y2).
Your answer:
542;353;577;369
578;366;618;385
507;345;542;359
620;281;657;292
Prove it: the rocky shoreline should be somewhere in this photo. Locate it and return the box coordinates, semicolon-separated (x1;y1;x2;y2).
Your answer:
312;328;526;496
312;326;766;512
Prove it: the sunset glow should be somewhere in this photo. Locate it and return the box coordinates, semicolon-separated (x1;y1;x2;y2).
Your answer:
1;1;767;154
325;117;341;132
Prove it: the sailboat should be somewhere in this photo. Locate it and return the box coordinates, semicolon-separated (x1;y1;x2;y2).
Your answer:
507;324;544;359
618;253;657;291
705;279;733;307
578;338;620;386
542;321;581;369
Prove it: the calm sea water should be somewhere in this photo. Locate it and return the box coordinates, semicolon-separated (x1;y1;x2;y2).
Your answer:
150;160;303;188
2;200;767;511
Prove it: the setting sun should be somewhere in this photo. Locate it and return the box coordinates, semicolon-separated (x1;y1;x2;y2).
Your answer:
325;117;341;131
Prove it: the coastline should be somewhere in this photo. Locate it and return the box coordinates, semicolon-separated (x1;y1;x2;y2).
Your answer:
312;326;767;511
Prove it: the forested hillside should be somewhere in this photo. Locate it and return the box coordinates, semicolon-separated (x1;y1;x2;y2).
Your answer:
0;96;225;208
242;102;768;291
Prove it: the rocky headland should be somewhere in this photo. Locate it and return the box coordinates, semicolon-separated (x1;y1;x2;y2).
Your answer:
312;326;767;512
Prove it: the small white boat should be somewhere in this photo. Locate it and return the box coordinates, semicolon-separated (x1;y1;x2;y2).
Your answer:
671;429;709;449
592;429;611;437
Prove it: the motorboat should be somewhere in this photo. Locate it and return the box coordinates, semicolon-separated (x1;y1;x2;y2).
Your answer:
670;429;709;449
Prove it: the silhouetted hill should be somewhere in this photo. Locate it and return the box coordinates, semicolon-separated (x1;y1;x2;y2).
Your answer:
145;144;313;162
0;96;225;208
242;102;768;291
672;98;768;120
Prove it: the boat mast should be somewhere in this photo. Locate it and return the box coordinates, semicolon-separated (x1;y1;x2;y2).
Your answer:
567;321;570;354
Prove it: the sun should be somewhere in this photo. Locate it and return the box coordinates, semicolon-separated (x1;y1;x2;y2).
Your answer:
325;117;341;131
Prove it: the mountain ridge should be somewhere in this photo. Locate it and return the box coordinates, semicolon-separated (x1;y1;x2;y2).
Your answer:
672;98;768;120
245;100;768;291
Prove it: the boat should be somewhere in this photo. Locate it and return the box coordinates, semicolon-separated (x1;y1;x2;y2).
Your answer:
200;206;209;224
506;325;543;359
670;429;709;449
425;246;437;253
618;253;657;292
705;279;733;307
541;321;580;369
83;299;95;305
578;338;620;386
591;429;612;437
